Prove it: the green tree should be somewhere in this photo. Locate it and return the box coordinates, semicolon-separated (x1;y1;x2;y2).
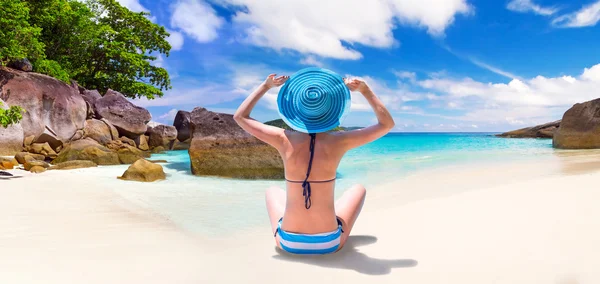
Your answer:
26;0;172;99
0;0;45;65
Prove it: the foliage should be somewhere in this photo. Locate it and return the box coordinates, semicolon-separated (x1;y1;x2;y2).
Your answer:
0;0;45;65
0;0;172;99
0;102;24;128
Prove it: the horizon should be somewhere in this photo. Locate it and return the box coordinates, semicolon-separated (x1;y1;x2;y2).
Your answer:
120;0;600;132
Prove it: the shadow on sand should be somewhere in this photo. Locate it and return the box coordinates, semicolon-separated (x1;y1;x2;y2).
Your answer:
272;235;417;275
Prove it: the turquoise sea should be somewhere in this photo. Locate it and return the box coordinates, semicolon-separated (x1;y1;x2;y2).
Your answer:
112;133;558;236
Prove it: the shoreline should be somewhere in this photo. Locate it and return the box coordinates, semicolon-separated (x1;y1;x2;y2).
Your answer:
1;150;600;283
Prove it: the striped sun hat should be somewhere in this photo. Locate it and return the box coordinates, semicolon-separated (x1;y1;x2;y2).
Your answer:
277;67;351;133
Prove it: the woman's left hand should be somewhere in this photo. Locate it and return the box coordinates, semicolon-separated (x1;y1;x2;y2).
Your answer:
264;74;289;89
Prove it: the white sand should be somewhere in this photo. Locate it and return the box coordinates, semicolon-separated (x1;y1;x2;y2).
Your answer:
1;155;599;284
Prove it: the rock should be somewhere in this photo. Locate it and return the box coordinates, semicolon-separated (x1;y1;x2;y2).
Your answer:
0;170;14;177
0;157;18;169
1;160;14;169
34;127;64;151
24;160;50;171
81;89;101;107
188;107;284;179
496;120;561;138
27;142;58;159
15;152;45;164
69;129;84;142
0;67;86;145
554;99;600;149
120;136;136;147
23;135;35;147
151;146;166;154
118;159;166;182
0;98;25;155
81;90;101;118
51;160;97;170
173;110;191;141
106;140;150;164
148;125;177;149
52;138;120;165
117;149;143;164
172;139;190;150
95;89;151;138
135;135;149;151
8;59;33;72
30;166;46;174
83;119;114;145
147;160;168;163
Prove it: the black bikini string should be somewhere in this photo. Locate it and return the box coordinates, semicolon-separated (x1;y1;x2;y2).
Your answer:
302;133;317;209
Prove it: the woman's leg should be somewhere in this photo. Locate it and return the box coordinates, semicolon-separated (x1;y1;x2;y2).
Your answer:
335;184;367;249
265;186;286;247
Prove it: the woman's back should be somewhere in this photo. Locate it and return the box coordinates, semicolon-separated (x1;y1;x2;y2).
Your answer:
279;131;346;234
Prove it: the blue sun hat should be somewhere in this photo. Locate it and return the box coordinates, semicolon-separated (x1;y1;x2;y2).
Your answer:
277;67;351;133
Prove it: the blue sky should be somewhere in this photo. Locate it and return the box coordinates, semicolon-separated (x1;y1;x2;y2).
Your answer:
121;0;600;132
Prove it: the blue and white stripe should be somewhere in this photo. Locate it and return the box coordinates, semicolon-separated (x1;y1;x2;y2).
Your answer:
277;220;342;255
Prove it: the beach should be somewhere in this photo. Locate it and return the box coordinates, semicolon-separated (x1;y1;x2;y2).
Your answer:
1;148;599;284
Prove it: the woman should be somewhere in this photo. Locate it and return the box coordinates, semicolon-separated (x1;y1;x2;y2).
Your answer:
234;73;394;254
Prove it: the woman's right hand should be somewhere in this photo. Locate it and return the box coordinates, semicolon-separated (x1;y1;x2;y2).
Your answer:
344;78;370;93
264;74;289;89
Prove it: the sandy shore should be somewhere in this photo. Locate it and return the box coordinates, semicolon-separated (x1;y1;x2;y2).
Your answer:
1;153;599;284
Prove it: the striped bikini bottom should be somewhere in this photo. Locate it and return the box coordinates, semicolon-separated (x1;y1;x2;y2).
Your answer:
274;218;344;255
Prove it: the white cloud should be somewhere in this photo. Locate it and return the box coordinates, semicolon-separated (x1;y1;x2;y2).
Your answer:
158;109;179;124
171;0;224;43
300;56;324;67
415;63;600;125
506;0;558;16
167;30;185;51
553;1;600;27
130;82;245;108
116;0;148;12
393;70;417;82
221;0;471;59
441;44;520;79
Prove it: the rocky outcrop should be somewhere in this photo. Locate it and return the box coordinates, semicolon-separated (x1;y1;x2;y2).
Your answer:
0;157;17;169
106;140;150;164
188;107;283;179
83;119;118;145
119;136;136;147
553;99;600;149
134;135;149;151
8;59;33;72
172;139;190;150
15;152;45;164
52;138;120;165
0;67;86;145
496;120;561;139
24;160;50;171
27;142;58;159
30;166;47;174
148;125;177;149
95;89;151;138
51;160;97;170
0;159;15;170
173;110;191;141
0;98;24;155
118;159;166;182
80;89;101;119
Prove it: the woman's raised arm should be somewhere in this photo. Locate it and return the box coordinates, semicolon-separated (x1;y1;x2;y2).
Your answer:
335;78;395;150
233;74;289;149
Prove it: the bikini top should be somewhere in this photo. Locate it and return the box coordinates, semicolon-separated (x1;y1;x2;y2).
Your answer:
285;133;336;210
